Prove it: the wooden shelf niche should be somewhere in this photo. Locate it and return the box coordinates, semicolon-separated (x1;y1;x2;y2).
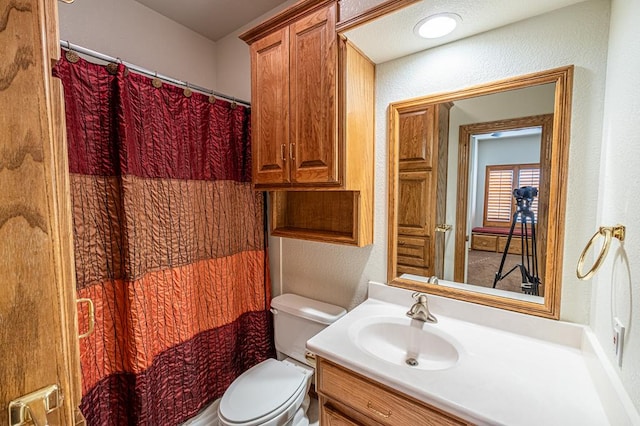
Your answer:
270;190;371;246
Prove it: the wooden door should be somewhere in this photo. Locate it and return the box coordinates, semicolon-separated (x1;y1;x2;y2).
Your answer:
251;27;290;185
0;0;83;424
433;104;451;278
289;3;338;185
396;105;450;277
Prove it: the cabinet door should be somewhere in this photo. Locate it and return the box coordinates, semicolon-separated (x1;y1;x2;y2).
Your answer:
251;27;290;185
289;3;338;185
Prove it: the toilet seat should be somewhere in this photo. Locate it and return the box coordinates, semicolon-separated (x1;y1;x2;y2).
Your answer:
218;358;311;426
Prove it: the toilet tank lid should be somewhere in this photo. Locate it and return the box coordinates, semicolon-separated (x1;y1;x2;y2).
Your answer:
271;294;346;325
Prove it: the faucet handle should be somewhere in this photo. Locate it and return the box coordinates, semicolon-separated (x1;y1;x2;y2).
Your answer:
411;292;428;302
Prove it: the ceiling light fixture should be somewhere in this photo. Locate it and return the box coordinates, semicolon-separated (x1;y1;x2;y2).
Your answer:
414;13;461;39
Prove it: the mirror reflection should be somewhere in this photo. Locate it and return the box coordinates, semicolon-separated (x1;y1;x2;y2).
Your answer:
387;66;572;318
393;84;555;301
446;84;555;299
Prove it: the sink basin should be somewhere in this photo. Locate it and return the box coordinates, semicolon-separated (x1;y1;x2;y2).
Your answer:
349;317;460;370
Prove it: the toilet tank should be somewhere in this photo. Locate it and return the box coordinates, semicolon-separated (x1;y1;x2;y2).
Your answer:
271;294;346;365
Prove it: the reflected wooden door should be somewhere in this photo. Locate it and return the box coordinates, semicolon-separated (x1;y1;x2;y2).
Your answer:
396;103;451;277
0;0;83;424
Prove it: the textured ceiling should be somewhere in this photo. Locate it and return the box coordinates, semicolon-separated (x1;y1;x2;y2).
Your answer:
134;0;291;41
344;0;589;63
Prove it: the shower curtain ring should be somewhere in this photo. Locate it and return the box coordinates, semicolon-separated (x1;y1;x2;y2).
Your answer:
230;96;237;109
152;72;162;88
183;82;192;98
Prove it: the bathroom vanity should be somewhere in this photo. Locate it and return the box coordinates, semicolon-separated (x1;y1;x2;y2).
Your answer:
317;357;469;425
307;282;639;426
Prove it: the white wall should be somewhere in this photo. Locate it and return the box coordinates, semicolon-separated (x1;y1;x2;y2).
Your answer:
267;0;610;318
215;0;298;102
473;135;541;229
592;0;640;412
58;0;218;90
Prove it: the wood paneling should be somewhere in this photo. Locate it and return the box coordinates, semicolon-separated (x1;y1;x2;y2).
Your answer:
341;38;375;246
0;0;82;423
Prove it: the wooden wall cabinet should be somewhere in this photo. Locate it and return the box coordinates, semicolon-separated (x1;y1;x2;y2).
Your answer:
316;357;472;426
245;2;338;187
240;0;375;246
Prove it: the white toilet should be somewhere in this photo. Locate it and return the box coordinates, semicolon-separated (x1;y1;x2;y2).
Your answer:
216;293;346;426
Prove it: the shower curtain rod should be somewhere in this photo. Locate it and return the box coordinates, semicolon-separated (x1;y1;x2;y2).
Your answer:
59;40;251;107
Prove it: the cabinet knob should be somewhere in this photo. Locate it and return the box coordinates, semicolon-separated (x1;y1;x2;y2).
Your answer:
290;143;296;160
281;144;286;161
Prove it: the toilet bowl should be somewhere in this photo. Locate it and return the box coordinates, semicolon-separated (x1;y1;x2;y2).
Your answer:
218;358;312;426
217;294;346;426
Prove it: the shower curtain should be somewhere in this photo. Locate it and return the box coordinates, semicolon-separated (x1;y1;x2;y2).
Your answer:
54;54;275;425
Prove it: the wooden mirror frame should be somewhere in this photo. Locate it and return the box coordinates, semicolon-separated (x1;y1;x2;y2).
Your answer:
387;66;573;319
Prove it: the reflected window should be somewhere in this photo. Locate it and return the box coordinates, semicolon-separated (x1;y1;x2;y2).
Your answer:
484;163;540;227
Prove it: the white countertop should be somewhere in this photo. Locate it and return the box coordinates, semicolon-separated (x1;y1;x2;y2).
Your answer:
306;282;639;425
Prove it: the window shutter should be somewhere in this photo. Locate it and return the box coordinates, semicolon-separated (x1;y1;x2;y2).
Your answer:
485;168;514;223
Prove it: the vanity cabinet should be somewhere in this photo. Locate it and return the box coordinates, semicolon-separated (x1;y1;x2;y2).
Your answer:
317;357;471;426
240;0;375;246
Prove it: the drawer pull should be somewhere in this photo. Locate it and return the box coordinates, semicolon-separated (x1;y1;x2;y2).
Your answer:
367;401;391;418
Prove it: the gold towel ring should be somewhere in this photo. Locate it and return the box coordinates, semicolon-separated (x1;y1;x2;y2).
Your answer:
576;225;625;280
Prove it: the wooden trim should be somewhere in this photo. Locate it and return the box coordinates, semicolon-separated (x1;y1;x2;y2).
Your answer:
239;0;337;44
335;0;420;33
387;107;400;283
389;66;574;110
388;66;573;319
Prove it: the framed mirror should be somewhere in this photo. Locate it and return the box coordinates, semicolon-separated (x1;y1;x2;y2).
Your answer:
387;66;573;319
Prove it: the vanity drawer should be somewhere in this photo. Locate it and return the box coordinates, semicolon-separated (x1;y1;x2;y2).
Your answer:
317;358;468;426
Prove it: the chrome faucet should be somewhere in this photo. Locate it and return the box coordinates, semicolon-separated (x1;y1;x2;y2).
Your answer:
406;292;437;323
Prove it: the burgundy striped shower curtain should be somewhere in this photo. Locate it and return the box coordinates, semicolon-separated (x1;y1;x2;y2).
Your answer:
54;53;275;425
